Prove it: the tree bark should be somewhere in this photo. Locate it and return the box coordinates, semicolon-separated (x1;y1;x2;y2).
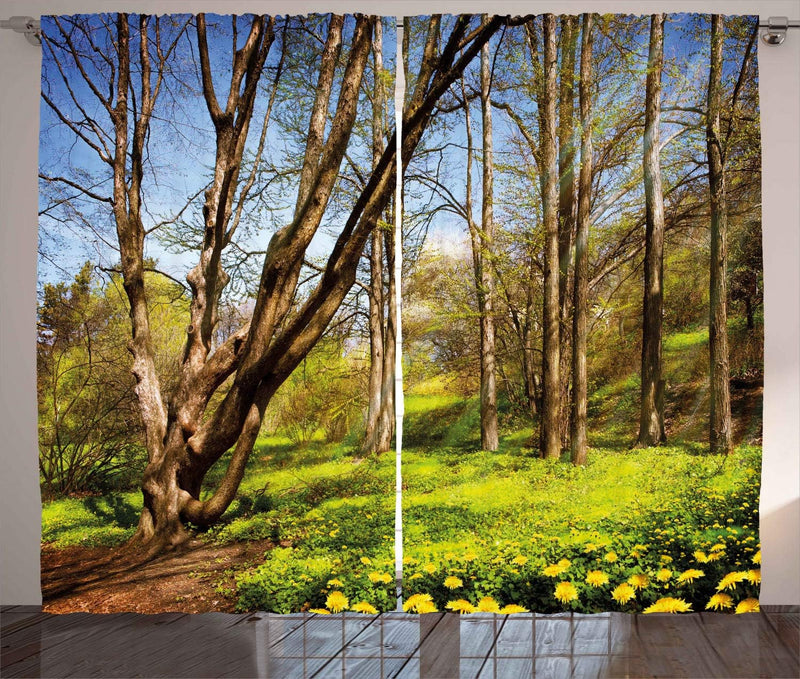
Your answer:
570;13;593;466
707;15;733;453
538;15;562;459
557;16;578;450
479;21;499;451
362;17;386;455
637;14;667;447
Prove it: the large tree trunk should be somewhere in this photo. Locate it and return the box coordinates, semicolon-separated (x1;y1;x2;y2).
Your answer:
570;13;593;466
362;18;386;455
557;16;578;450
375;198;397;453
637;14;667;447
707;15;732;453
479;25;499;451
539;15;561;459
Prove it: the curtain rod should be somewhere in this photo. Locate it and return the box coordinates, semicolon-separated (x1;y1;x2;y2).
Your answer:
2;15;800;48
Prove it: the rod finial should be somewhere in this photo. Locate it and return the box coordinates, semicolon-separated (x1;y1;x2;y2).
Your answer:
0;16;41;46
762;16;788;45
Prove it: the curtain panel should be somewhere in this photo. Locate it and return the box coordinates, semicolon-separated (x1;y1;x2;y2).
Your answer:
38;12;762;617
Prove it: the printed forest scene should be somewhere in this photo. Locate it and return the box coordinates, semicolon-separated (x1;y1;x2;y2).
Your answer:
38;12;762;617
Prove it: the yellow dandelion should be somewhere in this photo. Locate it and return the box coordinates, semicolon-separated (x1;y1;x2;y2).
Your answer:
709;543;726;553
499;604;529;614
584;543;597;553
543;564;564;577
586;570;610;587
659;555;673;564
327;578;344;587
752;550;761;564
705;551;723;562
416;600;438;614
403;593;434;613
477;596;501;612
309;608;330;614
464;551;477;562
446;599;477;614
656;568;673;583
644;597;692;614
368;571;392;584
716;571;747;591
443;576;463;590
604;551;618;563
676;569;705;584
611;583;636;604
554;582;578;605
512;555;528;566
627;574;650;590
693;550;708;563
422;563;437;575
705;593;734;611
326;591;349;613
746;569;761;585
351;601;379;615
735;598;760;614
409;573;423;580
360;557;372;566
557;558;572;570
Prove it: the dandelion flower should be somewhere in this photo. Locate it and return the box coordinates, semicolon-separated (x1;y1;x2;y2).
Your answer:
351;601;379;615
557;558;571;570
693;550;708;563
368;571;392;584
512;555;528;566
554;582;578;605
403;593;434;613
735;598;760;614
659;554;673;564
644;597;692;614
327;578;344;587
746;569;761;585
612;583;636;605
444;576;463;590
656;568;673;583
604;552;618;563
586;570;610;587
543;564;564;577
477;596;501;612
499;604;529;614
584;542;597;553
705;593;734;611
706;551;723;562
446;599;477;614
309;608;330;615
627;574;650;590
326;591;349;613
676;569;705;584
709;543;726;553
360;557;372;566
416;600;438;613
422;563;437;575
752;550;761;564
464;551;477;562
716;571;747;591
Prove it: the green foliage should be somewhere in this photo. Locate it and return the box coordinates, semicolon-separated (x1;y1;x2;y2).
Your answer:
41;492;141;547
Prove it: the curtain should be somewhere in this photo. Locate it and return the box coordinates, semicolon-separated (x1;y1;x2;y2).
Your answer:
38;12;762;617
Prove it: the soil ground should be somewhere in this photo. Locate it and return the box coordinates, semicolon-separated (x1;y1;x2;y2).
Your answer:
41;538;272;614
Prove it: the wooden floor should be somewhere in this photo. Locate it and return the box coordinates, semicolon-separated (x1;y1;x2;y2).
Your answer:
1;606;798;678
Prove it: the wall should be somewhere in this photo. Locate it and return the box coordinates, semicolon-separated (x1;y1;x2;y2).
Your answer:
1;0;798;606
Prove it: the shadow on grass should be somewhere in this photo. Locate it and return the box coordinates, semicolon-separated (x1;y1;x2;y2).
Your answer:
82;494;140;528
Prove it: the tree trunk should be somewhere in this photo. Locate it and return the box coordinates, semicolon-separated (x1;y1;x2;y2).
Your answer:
570;13;593;466
375;198;397;453
362;18;386;455
539;15;561;459
707;14;733;453
558;16;578;450
637;14;667;447
479;25;499;451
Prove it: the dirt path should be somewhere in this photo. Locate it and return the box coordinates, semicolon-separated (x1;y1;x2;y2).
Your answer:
41;538;273;614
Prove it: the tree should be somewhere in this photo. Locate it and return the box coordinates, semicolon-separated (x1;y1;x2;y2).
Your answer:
533;15;562;459
41;12;519;552
707;14;732;453
637;13;667;447
570;13;594;466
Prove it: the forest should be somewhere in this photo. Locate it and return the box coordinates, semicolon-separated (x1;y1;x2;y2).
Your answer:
38;12;762;616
